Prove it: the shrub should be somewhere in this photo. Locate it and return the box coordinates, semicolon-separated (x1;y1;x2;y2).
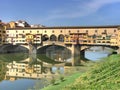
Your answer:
60;76;64;82
50;77;56;85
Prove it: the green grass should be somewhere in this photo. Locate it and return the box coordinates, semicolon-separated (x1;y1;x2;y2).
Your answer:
63;54;120;90
42;73;81;90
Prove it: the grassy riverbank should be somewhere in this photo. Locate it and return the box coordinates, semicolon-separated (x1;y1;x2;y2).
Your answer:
42;54;120;90
41;61;94;90
63;54;120;90
41;73;81;90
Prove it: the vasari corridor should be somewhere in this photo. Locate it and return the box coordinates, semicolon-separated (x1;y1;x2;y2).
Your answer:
0;0;120;90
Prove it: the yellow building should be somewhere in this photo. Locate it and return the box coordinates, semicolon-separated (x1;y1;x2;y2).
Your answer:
8;21;16;28
0;21;7;44
117;27;120;46
5;25;120;46
6;28;42;45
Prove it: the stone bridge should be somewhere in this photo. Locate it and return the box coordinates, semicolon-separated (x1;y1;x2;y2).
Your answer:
17;40;118;66
0;40;119;66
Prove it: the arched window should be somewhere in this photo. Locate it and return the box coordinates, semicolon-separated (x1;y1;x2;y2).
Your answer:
52;30;54;33
42;34;49;41
50;34;57;41
58;34;64;42
93;34;96;39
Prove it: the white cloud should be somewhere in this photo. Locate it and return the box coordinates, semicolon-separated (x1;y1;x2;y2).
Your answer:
40;0;120;22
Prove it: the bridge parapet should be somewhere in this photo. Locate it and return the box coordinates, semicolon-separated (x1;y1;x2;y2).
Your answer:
43;41;65;46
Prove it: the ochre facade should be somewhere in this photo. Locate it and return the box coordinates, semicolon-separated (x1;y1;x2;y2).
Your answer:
5;25;120;46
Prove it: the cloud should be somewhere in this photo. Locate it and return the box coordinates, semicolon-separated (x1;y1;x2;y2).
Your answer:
40;0;120;22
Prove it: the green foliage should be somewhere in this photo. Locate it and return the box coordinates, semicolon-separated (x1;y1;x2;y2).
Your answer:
42;73;81;90
60;76;64;82
63;54;120;90
50;77;56;85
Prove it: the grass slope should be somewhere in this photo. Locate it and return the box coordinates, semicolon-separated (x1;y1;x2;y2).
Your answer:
64;54;120;90
42;73;81;90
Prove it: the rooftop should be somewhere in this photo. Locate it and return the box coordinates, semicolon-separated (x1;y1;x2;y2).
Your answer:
6;25;120;30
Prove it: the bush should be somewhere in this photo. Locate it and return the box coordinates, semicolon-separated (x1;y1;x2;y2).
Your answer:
60;76;64;82
50;77;56;85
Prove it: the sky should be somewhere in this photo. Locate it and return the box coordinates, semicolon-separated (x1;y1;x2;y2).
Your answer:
0;0;120;26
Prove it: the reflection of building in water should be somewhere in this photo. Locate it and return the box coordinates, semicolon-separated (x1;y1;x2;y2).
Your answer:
46;46;71;61
7;61;41;73
6;61;63;80
6;61;41;79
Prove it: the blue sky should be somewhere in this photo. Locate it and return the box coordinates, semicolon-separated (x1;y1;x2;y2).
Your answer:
1;0;120;26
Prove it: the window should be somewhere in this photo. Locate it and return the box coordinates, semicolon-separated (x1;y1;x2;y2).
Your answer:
95;30;97;33
114;30;116;32
45;31;47;33
69;30;71;33
2;31;5;33
23;31;24;33
103;37;105;40
52;30;54;33
60;30;62;33
37;31;39;33
30;31;32;33
77;30;79;33
104;30;107;33
16;34;18;38
22;35;25;38
86;30;88;33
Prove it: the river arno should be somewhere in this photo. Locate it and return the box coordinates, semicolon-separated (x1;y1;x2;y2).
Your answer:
85;46;113;61
0;46;114;90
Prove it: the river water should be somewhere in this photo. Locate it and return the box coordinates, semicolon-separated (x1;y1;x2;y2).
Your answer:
85;47;113;61
0;46;113;90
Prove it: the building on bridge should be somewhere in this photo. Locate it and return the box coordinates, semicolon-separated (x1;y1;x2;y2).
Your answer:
4;25;120;46
2;25;120;65
0;21;7;44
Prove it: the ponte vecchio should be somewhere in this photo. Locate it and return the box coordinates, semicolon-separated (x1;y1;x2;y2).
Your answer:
1;24;120;65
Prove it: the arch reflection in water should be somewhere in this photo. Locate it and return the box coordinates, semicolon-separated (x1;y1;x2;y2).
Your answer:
38;45;72;62
5;55;65;80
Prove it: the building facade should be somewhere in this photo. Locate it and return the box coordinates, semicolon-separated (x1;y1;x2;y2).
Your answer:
5;25;120;46
0;21;7;44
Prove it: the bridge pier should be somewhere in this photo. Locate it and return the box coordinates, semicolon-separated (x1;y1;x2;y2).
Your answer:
117;46;120;54
29;44;37;54
68;44;80;66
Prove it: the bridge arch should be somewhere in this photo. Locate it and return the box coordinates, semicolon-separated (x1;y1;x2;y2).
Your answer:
50;34;57;41
0;44;29;53
20;45;29;50
37;41;66;50
37;44;72;62
58;34;64;42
